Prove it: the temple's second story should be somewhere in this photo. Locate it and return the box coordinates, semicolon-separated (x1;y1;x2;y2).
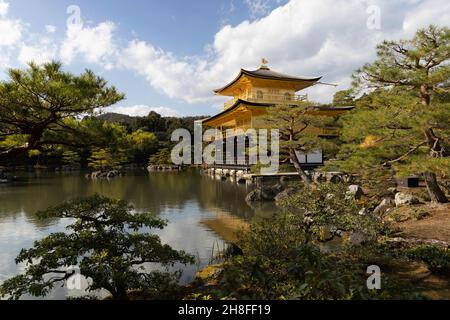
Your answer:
214;61;322;110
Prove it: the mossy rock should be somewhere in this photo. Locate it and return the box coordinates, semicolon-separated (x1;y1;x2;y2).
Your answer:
195;264;224;285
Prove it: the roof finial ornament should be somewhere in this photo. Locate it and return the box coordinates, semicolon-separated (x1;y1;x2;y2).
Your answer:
260;58;269;69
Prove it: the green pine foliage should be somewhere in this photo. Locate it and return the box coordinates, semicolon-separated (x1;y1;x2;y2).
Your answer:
255;102;339;183
61;150;81;165
0;195;194;300
149;148;172;166
207;183;413;300
88;148;128;171
331;25;450;202
0;62;124;164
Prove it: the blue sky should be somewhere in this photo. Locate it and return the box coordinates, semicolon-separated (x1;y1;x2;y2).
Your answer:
8;0;263;54
5;0;280;116
0;0;449;117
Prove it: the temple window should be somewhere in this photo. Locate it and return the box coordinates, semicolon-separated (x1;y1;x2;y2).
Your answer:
256;90;264;100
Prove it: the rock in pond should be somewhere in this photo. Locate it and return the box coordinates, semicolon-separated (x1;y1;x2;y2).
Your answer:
246;187;278;202
87;170;122;179
274;188;297;202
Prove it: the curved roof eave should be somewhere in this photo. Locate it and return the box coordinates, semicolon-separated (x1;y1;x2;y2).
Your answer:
202;103;355;125
203;99;272;124
213;68;322;94
213;69;247;94
315;106;355;111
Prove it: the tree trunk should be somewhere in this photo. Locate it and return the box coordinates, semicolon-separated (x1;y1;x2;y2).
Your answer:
112;288;129;300
0;146;30;165
290;150;311;185
420;84;431;106
424;172;448;203
0;131;43;165
424;128;447;158
419;86;448;204
422;129;448;203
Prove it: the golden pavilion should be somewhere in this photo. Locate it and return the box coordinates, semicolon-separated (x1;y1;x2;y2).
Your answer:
202;60;353;170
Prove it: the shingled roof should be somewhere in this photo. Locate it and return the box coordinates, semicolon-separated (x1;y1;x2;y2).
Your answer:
202;99;354;126
214;66;322;94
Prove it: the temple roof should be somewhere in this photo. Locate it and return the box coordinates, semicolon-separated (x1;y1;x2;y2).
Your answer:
203;99;272;124
202;99;354;126
241;67;322;82
214;66;322;95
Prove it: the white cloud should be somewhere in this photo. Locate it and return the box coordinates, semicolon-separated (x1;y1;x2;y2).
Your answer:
0;14;22;46
0;48;12;70
402;0;450;36
118;0;450;105
45;24;56;34
0;1;22;68
0;0;448;108
119;40;223;104
0;2;117;70
106;105;181;117
60;21;117;69
0;0;8;17
18;39;57;65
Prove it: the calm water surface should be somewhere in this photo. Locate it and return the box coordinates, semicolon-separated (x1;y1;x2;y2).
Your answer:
0;169;277;299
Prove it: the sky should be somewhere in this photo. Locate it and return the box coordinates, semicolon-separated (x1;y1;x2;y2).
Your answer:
0;0;449;117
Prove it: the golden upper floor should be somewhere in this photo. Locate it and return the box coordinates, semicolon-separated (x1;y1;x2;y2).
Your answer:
214;63;322;110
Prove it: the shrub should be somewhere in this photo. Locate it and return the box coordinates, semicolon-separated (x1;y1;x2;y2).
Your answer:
210;214;370;300
406;245;450;275
278;183;392;243
411;209;429;221
149;148;172;165
207;184;416;300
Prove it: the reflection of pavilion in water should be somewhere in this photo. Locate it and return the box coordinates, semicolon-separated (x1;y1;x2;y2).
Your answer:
201;202;278;244
201;174;280;242
201;210;248;243
0;170;275;249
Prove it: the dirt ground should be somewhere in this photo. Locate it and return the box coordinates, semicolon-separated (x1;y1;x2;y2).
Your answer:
389;202;450;299
395;203;450;242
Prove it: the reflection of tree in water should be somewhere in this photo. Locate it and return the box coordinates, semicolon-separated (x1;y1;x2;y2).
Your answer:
0;169;278;224
0;171;197;219
244;200;280;220
0;174;79;228
0;169;280;300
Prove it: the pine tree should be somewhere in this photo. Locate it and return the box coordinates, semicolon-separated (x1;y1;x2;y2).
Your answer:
88;148;128;171
255;103;338;184
0;62;124;164
338;25;450;203
149;148;172;166
0;196;194;300
332;89;356;106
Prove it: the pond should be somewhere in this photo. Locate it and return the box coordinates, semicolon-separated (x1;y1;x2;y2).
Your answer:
0;169;278;299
